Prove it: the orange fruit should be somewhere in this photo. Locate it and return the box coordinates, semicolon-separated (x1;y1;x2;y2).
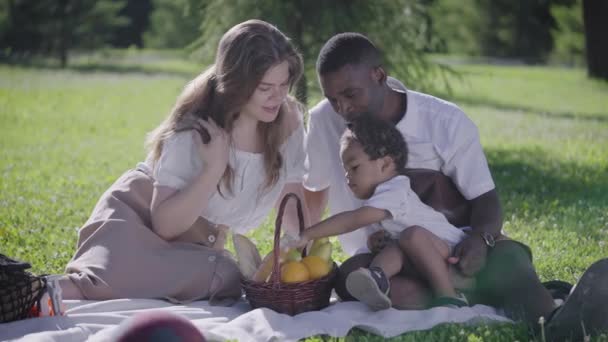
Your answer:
301;255;331;280
280;261;310;283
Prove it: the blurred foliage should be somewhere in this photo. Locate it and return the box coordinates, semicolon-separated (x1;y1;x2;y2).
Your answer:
550;0;585;66
1;0;596;75
143;0;202;49
475;0;557;63
429;0;584;65
189;0;449;104
428;0;483;56
0;0;128;67
110;0;152;48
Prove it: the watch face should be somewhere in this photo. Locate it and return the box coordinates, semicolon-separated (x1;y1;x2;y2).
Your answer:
482;232;495;247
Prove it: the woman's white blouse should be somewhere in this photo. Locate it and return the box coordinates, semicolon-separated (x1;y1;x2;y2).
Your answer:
142;121;306;234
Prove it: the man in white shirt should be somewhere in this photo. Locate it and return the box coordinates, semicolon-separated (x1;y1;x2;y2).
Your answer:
303;32;608;340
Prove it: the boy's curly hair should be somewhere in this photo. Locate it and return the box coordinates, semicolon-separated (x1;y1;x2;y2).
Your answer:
341;115;408;173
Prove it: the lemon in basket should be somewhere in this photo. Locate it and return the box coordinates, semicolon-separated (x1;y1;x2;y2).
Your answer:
302;255;331;280
280;261;310;283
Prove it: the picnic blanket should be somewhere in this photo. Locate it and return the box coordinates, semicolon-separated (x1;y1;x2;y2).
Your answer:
0;297;512;341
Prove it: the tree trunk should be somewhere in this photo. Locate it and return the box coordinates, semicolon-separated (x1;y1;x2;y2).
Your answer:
583;0;608;80
58;0;69;68
291;0;308;106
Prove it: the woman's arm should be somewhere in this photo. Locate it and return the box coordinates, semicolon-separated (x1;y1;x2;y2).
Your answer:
291;206;389;248
150;118;229;241
172;216;229;249
304;187;328;225
150;167;224;241
276;182;311;237
276;98;312;236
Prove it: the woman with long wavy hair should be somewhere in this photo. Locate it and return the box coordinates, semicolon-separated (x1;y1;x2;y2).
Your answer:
48;19;307;305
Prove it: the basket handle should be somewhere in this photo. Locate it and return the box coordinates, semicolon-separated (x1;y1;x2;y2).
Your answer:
270;192;305;284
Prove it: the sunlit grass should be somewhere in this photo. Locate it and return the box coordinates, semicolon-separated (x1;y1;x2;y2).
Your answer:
1;54;607;341
432;62;608;119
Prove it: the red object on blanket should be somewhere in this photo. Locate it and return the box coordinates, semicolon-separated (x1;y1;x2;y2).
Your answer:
114;311;206;342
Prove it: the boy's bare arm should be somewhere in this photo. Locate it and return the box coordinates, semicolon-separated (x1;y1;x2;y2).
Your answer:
298;206;389;245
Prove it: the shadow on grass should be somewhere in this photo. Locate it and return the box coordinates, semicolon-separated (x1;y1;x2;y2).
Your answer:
487;147;608;234
1;59;198;78
71;63;195;77
433;91;608;124
339;322;529;342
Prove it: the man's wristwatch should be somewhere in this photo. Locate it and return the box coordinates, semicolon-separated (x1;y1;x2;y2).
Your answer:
479;231;496;248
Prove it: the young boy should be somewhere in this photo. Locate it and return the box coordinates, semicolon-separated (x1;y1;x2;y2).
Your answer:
291;115;468;310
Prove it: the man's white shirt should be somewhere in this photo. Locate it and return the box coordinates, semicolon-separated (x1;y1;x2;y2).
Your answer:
304;77;495;255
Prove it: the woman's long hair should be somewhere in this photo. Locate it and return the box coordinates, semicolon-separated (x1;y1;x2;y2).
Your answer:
145;19;303;194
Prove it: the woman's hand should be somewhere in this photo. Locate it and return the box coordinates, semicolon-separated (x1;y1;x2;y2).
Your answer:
212;224;229;250
184;117;229;177
174;217;229;250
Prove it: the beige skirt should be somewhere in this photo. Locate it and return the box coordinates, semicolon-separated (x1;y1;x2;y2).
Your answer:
65;168;242;305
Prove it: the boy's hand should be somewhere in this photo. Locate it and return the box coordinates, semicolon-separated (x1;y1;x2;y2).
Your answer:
283;234;310;250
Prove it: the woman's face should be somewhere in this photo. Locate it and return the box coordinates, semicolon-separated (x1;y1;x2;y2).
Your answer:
241;60;291;123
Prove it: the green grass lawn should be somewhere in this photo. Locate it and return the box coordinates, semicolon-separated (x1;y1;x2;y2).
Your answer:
1;53;607;341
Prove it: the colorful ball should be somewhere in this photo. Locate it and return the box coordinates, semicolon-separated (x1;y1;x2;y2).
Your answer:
114;311;206;342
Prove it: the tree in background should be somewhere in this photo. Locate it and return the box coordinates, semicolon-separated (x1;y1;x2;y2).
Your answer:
143;0;202;49
0;0;128;67
582;0;608;80
429;0;592;68
550;0;584;66
4;1;598;80
428;0;483;56
191;0;441;105
1;1;49;58
111;0;152;48
476;0;557;63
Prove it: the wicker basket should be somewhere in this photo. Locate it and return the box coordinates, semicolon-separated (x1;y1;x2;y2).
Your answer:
0;254;46;323
241;193;337;315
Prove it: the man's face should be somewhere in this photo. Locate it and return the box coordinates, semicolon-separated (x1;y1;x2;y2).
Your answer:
319;64;385;122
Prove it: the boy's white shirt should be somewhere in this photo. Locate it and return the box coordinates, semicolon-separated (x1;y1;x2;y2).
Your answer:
363;175;466;249
304;77;495;256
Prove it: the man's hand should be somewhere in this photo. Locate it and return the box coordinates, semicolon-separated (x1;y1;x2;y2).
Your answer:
449;233;488;277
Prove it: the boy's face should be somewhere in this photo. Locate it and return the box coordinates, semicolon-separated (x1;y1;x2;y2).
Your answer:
319;64;385;122
340;140;385;200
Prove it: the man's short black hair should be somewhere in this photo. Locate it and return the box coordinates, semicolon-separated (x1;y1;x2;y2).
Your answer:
341;115;408;173
316;33;382;75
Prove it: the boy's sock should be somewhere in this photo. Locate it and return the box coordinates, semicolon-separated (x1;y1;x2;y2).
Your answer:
345;266;392;311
